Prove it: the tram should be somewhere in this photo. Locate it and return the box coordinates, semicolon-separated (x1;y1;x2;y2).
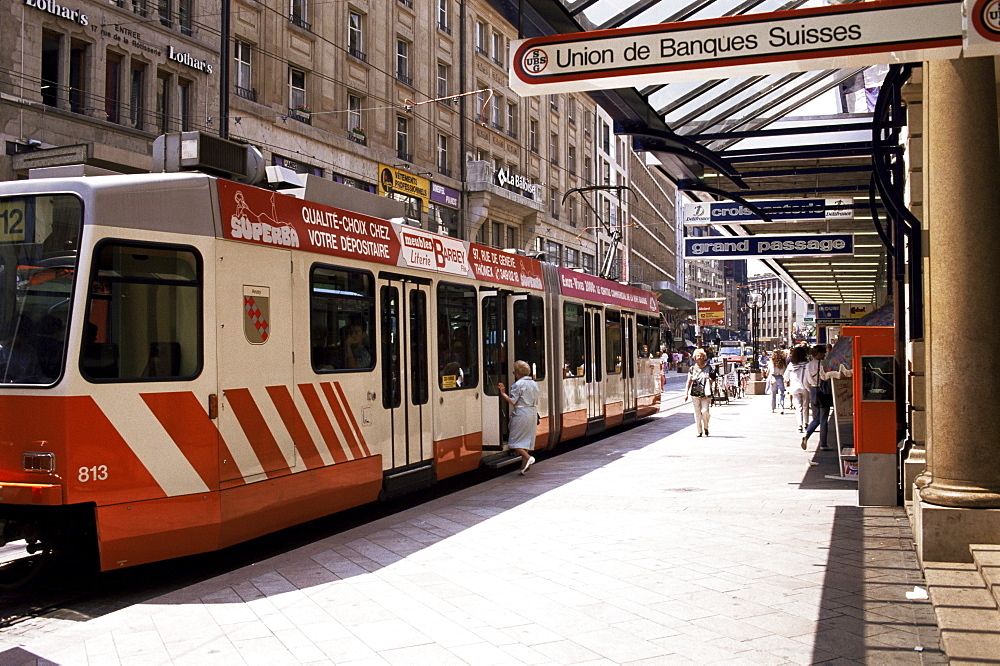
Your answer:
0;169;662;577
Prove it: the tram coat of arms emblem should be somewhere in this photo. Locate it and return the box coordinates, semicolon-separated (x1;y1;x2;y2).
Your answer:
243;285;271;344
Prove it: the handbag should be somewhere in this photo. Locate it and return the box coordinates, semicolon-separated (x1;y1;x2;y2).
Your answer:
689;369;705;397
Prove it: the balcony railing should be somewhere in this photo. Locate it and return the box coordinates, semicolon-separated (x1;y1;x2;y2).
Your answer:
396;150;412;162
289;13;311;30
438;23;451;34
287;108;311;124
396;72;412;86
438;166;452;178
234;86;257;102
348;47;367;63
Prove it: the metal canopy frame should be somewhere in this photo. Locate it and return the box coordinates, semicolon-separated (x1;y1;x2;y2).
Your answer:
493;0;907;308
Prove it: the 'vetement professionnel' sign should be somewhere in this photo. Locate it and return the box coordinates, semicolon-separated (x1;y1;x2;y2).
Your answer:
684;199;854;225
510;0;997;96
685;234;855;259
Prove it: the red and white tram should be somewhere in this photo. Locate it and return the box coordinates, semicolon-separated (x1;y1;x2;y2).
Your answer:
0;170;662;575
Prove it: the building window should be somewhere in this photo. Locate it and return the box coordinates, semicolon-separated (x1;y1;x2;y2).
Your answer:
475;21;487;54
491;32;502;64
289;67;308;120
582;253;595;275
105;51;122;123
568;201;577;228
584;156;592;184
565;247;579;267
549;94;558;111
437;63;449;100
156;70;170;133
348;93;364;143
568;146;577;175
129;62;145;129
234;41;254;100
550;188;559;219
490;94;502;129
549;132;559;166
437;0;449;32
396;116;410;162
546;240;562;266
396;39;411;85
437;134;449;175
69;39;87;113
568;96;576;123
178;78;191;130
348;11;365;61
290;0;310;30
41;31;60;107
506;102;517;137
529;119;538;153
602;121;611;153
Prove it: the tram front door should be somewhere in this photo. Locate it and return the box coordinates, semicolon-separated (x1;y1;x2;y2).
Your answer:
621;312;637;420
481;290;509;451
378;273;432;495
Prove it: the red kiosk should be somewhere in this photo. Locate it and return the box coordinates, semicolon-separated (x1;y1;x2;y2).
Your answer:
841;325;897;506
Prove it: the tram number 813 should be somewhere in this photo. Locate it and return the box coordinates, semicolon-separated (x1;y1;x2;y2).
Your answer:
78;465;109;483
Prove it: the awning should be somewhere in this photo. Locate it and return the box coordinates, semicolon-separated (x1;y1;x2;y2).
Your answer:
649;283;696;310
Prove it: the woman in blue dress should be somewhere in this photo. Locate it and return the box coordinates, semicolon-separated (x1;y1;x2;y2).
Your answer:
497;360;540;475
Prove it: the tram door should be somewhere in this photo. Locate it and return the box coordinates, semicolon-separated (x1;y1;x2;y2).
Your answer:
480;290;508;450
378;274;431;473
621;312;637;415
583;305;605;428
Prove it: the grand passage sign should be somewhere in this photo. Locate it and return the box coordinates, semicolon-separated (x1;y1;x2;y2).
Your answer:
510;0;1000;95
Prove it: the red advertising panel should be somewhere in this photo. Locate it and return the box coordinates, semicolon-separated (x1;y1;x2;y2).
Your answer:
469;244;545;290
697;298;726;326
217;179;401;266
557;268;658;313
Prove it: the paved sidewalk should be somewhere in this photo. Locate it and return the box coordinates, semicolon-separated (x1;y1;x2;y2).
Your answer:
0;385;944;665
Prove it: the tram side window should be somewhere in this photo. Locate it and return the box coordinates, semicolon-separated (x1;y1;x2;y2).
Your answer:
562;302;584;378
82;242;201;381
437;282;478;390
642;315;660;357
310;265;374;372
514;296;545;380
605;310;622;374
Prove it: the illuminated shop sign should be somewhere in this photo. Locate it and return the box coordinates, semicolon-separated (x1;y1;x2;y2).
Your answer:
167;46;213;74
684;233;855;259
684;198;854;224
24;0;87;25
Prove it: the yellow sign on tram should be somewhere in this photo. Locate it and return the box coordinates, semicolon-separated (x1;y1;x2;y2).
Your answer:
0;200;27;243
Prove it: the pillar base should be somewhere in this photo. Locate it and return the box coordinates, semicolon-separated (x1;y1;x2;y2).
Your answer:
913;496;1000;563
902;447;926;502
749;380;768;395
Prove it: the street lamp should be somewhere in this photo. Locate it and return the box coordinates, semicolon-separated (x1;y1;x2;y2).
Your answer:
748;291;763;371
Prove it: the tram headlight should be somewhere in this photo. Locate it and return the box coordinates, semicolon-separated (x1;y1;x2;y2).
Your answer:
23;452;55;473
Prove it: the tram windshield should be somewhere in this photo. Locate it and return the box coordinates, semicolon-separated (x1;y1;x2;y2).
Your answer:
0;195;81;384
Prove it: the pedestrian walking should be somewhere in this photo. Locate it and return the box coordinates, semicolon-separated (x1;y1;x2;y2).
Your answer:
685;348;717;437
786;345;811;433
497;360;540;475
802;344;834;450
766;349;787;413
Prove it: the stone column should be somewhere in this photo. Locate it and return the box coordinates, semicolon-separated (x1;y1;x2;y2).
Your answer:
916;57;1000;562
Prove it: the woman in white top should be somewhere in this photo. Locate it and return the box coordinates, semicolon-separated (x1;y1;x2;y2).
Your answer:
766;350;787;413
786;345;812;433
685;348;717;437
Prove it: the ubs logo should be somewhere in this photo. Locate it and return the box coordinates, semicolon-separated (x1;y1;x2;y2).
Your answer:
973;0;1000;40
522;48;549;74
